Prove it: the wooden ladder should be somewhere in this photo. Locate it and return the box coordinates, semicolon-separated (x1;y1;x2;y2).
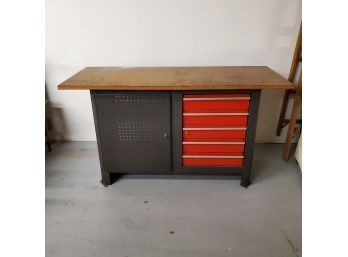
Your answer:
276;23;302;160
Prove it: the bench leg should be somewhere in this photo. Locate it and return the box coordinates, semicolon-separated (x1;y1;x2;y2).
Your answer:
240;170;251;188
100;172;111;187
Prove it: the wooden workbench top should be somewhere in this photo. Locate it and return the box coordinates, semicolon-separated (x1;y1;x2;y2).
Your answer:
57;66;294;90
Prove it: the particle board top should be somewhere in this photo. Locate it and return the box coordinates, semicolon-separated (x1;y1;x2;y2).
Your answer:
57;66;294;90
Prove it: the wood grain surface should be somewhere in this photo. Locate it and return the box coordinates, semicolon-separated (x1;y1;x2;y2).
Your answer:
57;66;294;90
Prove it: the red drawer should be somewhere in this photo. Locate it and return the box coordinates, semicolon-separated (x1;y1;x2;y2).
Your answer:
183;129;246;141
182;94;249;167
183;115;248;126
183;156;244;167
183;94;250;112
184;124;246;128
184;94;250;99
183;143;245;153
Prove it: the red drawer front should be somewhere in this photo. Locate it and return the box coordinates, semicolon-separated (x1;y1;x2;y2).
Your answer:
182;94;249;167
184;102;249;112
184;94;250;99
183;94;250;112
183;129;246;140
184;124;246;128
183;143;245;153
183;115;248;126
183;157;244;167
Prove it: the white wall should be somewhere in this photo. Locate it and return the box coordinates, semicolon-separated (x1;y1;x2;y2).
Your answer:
46;0;301;142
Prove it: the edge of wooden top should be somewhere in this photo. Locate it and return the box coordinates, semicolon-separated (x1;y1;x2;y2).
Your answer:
58;84;295;90
57;66;295;90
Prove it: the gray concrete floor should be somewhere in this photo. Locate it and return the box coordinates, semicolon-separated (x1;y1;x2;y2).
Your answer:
46;142;301;257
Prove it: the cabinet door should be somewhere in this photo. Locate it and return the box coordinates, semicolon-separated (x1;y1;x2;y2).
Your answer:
93;92;171;173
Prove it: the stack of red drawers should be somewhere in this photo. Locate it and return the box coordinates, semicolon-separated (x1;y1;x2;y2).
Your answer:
182;94;250;167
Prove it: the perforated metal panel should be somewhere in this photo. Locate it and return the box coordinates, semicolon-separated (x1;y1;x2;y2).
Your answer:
94;92;171;173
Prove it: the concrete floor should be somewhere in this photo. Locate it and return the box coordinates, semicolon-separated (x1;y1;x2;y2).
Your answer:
46;142;301;257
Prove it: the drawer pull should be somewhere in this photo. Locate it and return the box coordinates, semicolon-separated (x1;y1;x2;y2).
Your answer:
183;97;250;101
183;113;249;116
183;127;247;131
183;155;244;158
183;142;245;145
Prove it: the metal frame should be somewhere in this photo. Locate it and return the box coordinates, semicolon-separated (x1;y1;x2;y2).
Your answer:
90;89;261;187
90;91;111;186
240;90;261;186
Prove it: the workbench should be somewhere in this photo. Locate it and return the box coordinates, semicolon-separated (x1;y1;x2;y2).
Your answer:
58;66;294;187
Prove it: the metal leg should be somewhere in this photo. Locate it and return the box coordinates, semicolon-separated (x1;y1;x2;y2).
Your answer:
240;174;251;188
239;90;261;188
91;91;112;187
100;172;111;187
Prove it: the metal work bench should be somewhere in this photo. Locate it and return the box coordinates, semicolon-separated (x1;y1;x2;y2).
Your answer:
58;66;294;187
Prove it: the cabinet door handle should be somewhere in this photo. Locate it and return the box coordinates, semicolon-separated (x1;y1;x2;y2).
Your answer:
163;133;169;138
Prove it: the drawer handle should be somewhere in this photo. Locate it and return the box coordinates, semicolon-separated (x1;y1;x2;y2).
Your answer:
183;142;245;145
183;155;244;159
183;97;250;101
183;113;249;116
183;127;247;131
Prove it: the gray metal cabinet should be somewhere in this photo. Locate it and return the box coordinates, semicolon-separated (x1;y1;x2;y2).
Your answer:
91;91;171;173
91;90;260;187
